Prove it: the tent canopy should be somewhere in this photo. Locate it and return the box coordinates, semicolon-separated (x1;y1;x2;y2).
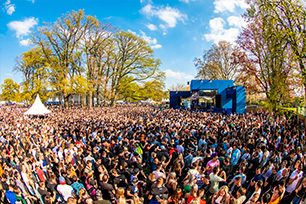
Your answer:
24;94;51;115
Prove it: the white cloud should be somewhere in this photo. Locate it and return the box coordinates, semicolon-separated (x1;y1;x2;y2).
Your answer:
151;44;162;49
140;4;186;31
208;17;225;33
4;0;15;15
158;7;186;28
141;4;154;15
146;23;157;31
165;69;194;81
19;39;32;46
7;17;38;46
140;31;162;49
128;29;162;49
227;16;247;28
204;17;244;44
213;0;249;13
7;17;38;38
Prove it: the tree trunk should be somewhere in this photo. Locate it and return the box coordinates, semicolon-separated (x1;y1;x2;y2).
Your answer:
304;86;306;136
96;86;100;107
103;78;110;106
83;94;86;107
110;93;116;106
64;94;69;108
88;91;93;108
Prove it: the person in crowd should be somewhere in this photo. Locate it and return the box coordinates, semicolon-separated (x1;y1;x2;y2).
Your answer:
168;188;185;204
267;184;284;204
230;187;246;204
0;105;304;204
211;185;230;204
292;177;306;204
56;176;74;201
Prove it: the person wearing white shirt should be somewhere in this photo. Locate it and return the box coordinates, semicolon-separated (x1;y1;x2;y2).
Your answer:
258;149;263;164
57;176;74;201
58;147;64;161
280;164;304;204
286;168;304;194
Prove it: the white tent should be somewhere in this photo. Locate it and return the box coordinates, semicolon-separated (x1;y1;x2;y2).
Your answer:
24;94;51;115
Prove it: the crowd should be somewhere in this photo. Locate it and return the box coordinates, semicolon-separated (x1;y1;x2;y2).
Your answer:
0;105;305;204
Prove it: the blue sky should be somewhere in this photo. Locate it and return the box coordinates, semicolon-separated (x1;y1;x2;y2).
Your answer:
0;0;249;89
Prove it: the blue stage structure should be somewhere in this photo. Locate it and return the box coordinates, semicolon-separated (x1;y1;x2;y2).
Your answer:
170;80;246;114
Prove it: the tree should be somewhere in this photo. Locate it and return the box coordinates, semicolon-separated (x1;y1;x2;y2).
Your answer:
237;0;295;110
117;76;143;102
15;47;52;103
83;22;113;107
169;83;190;91
195;41;242;81
0;78;21;102
266;0;306;103
35;10;99;107
15;10;164;107
142;80;166;102
117;75;166;102
69;76;93;106
108;31;161;105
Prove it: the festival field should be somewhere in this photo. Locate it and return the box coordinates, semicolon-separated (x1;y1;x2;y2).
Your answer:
0;106;305;203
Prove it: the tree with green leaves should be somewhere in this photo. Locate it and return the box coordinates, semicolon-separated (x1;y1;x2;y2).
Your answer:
83;23;113;107
12;10;164;107
15;47;52;103
117;76;143;102
0;78;21;102
108;31;161;105
266;0;306;103
142;79;166;102
35;10;99;107
117;74;166;102
237;0;296;110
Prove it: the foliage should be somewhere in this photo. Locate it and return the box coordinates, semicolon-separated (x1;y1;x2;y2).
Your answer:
142;79;166;102
0;78;21;102
117;76;142;102
236;0;298;111
15;47;52;103
117;75;166;102
109;31;161;105
266;0;306;101
8;10;164;107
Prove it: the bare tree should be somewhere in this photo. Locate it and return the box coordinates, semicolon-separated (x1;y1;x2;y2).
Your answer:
195;41;241;81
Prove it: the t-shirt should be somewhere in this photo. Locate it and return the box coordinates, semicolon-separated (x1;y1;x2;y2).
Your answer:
151;185;168;199
206;160;220;174
234;195;246;204
286;170;303;193
231;149;241;166
71;181;85;195
209;173;224;193
5;190;17;204
36;167;45;182
56;184;74;201
152;170;165;179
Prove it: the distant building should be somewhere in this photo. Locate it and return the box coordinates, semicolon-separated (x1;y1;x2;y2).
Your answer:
169;80;246;114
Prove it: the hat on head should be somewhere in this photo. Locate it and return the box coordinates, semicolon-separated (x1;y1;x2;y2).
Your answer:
211;152;218;158
184;185;191;193
59;176;65;184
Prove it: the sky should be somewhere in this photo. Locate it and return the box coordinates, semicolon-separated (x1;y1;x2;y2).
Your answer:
0;0;249;89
